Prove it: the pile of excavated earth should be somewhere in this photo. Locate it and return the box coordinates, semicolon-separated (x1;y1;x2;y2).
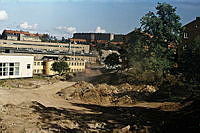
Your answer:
57;81;158;105
0;78;199;133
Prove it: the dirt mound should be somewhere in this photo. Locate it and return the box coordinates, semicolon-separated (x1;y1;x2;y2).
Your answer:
58;81;158;105
70;82;115;105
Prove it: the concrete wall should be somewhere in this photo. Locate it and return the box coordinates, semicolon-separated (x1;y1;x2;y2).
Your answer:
0;55;34;79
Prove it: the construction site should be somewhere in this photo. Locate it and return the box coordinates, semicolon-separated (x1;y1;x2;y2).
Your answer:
0;67;198;133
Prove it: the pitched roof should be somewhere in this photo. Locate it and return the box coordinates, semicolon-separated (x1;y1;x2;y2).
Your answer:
3;30;43;37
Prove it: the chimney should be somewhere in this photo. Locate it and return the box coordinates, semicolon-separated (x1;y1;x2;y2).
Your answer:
196;17;200;20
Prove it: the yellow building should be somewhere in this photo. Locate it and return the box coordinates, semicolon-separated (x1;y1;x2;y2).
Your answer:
67;55;97;64
34;59;86;76
68;60;85;73
44;60;57;75
33;60;44;74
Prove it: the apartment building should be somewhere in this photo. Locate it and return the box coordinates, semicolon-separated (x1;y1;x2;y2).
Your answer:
33;60;44;75
2;30;42;42
72;33;125;45
33;55;86;75
0;55;34;79
43;59;85;75
73;33;114;41
182;17;200;48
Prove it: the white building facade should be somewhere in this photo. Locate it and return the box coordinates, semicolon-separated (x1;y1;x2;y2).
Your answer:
0;55;34;79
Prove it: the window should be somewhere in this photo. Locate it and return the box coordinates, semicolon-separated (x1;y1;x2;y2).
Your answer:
9;67;14;76
37;62;40;66
0;62;19;77
27;64;31;69
184;32;188;39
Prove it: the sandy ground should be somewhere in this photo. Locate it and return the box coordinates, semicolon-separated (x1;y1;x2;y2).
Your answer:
0;80;177;111
0;81;93;112
0;79;187;133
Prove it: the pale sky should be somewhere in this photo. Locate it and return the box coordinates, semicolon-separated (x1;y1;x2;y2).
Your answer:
0;0;199;38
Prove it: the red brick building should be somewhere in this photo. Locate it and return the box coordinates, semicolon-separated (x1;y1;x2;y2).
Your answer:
182;17;200;48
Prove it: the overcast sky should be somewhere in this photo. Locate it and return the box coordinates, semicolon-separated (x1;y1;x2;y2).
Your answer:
0;0;200;38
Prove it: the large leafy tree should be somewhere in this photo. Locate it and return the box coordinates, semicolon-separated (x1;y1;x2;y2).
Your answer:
104;53;120;69
124;3;182;84
141;3;182;45
52;61;70;76
140;2;182;72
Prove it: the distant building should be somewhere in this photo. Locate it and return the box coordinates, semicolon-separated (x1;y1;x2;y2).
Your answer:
73;33;114;41
72;33;125;45
182;17;200;48
0;39;90;54
2;30;42;42
0;55;34;79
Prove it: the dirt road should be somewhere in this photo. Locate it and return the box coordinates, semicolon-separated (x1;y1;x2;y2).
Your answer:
0;79;193;133
0;81;92;112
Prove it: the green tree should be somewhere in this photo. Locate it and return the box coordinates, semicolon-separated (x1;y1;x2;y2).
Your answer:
124;3;182;86
52;61;70;76
40;34;51;42
140;2;182;73
104;53;120;69
141;3;182;46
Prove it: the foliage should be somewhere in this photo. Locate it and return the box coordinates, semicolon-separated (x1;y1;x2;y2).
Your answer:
104;53;120;69
140;2;182;68
118;47;128;70
141;2;182;46
123;3;182;84
40;34;59;43
40;34;51;42
180;35;200;83
52;61;70;76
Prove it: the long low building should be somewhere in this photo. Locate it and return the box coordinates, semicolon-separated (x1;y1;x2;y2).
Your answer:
0;39;90;54
0;54;86;79
43;59;85;75
0;55;34;79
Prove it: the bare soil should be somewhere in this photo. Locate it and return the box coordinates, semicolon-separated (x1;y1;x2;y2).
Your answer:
0;78;198;133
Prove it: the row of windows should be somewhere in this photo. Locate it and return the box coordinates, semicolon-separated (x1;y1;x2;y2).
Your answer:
34;62;44;66
34;69;43;74
68;62;85;66
13;42;87;49
70;58;83;60
0;62;20;76
34;61;84;66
